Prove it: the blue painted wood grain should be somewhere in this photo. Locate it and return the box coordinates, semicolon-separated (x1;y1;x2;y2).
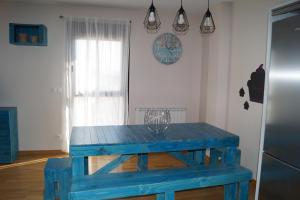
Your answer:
239;181;249;200
156;192;175;200
194;150;205;164
138;153;148;171
156;193;165;200
224;184;237;200
164;191;175;200
0;107;18;163
70;123;239;146
70;123;239;157
67;123;249;200
72;157;85;177
44;158;72;200
211;148;241;167
93;154;133;175
70;123;240;177
223;147;239;200
188;150;205;164
69;164;252;200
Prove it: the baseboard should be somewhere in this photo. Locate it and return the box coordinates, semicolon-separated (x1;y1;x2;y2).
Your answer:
19;150;68;156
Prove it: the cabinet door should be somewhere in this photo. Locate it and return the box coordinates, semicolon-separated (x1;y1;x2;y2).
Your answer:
264;13;300;168
259;153;300;200
9;109;18;161
0;111;9;131
0;111;12;163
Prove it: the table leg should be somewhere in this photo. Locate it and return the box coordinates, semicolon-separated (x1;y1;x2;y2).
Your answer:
186;150;205;165
224;147;239;200
187;151;194;161
84;157;89;175
239;181;249;200
156;193;165;200
225;184;238;200
224;147;240;165
72;157;85;177
194;150;205;164
156;192;175;200
138;153;148;171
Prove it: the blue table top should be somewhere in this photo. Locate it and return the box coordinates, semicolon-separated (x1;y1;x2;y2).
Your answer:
70;123;239;148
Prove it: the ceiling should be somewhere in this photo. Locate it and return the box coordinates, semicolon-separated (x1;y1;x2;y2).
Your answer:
2;0;232;13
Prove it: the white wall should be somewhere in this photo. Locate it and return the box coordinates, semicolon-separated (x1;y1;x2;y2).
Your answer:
0;3;65;150
226;0;286;178
201;0;287;178
200;2;233;129
0;2;203;150
0;1;288;179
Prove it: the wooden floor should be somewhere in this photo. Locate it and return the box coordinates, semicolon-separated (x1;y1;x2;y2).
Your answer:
0;151;256;200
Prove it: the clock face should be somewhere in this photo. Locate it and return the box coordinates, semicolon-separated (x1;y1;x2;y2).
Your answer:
153;33;182;65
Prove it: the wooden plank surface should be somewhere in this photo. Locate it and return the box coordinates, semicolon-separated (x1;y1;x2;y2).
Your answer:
70;123;239;156
70;165;252;200
70;123;238;146
0;151;256;200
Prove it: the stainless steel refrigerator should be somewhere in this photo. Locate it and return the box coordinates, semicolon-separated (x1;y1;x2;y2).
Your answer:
258;1;300;199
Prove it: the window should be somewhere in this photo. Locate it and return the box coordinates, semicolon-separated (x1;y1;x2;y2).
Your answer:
73;39;126;126
65;18;130;129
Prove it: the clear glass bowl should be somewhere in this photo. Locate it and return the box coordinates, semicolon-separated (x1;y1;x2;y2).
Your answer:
144;109;171;134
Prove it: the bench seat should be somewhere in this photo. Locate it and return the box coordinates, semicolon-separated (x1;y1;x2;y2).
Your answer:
69;164;252;200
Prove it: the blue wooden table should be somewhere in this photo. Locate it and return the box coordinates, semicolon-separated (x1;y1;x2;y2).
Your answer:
69;123;239;176
69;123;243;199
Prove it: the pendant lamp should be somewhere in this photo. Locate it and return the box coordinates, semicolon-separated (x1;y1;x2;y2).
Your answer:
200;0;216;33
144;0;161;33
173;0;189;34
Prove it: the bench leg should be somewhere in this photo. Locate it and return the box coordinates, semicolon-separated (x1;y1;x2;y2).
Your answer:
238;181;249;200
138;153;148;171
187;151;194;161
59;171;71;200
225;183;238;200
210;149;221;166
44;179;55;200
194;150;205;164
156;192;175;200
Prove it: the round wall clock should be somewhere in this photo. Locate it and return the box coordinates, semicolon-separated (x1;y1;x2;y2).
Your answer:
153;33;182;65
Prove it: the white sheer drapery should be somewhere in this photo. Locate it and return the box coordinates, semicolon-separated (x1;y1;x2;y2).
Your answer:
62;17;130;151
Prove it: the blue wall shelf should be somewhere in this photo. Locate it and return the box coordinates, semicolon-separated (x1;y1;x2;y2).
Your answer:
9;23;48;46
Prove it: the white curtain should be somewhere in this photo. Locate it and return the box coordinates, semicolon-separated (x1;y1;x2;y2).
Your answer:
62;17;130;152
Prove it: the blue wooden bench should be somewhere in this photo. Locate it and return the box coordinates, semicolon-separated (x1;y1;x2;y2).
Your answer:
69;164;252;200
44;158;72;200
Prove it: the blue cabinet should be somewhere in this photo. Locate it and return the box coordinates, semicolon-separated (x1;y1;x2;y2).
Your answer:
0;107;18;163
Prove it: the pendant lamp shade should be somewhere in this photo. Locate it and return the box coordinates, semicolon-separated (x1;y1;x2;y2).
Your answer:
200;0;216;33
173;0;189;34
144;0;161;33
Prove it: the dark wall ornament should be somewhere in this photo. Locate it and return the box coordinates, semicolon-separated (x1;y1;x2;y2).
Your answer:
239;88;245;97
247;64;265;104
238;64;266;110
244;101;249;110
